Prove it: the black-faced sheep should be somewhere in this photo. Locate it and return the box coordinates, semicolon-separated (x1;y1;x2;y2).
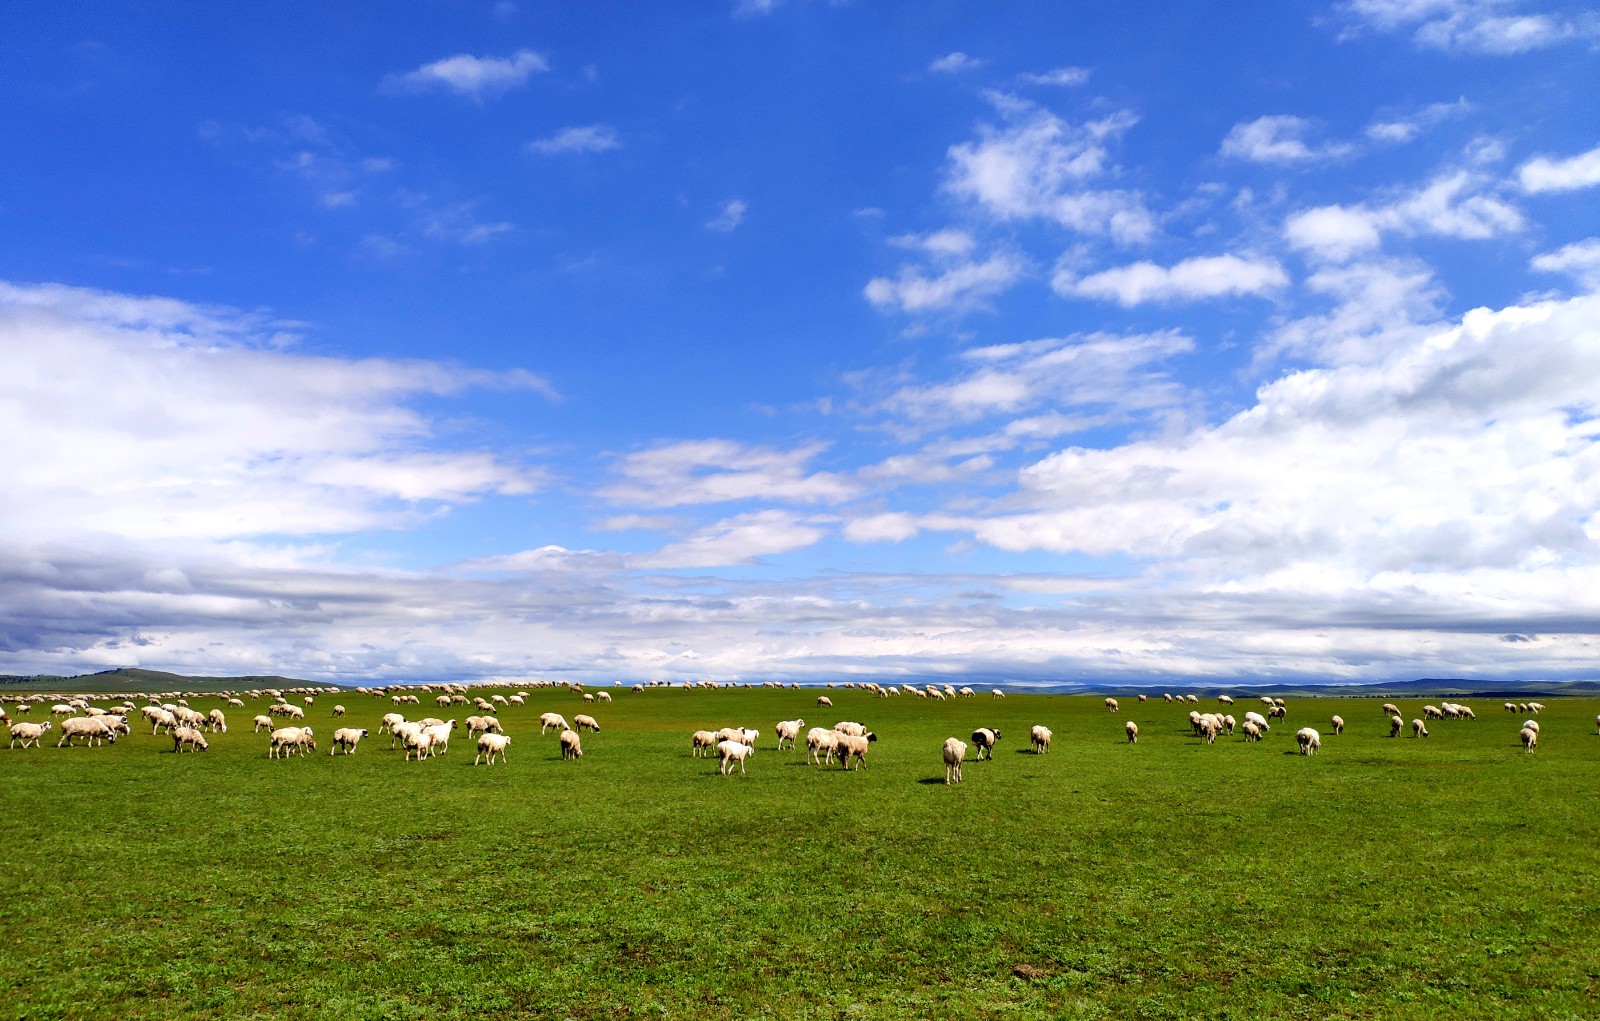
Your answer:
834;731;877;771
331;728;368;755
971;727;1000;760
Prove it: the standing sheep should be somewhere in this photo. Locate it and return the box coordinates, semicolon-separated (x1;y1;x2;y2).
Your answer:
1030;725;1052;754
1412;718;1428;738
1104;697;1119;712
1520;726;1538;754
559;728;583;760
691;730;718;757
171;726;209;753
1296;727;1321;756
716;738;754;774
9;721;51;749
970;728;1001;760
1330;715;1344;735
1125;720;1138;744
942;737;966;784
774;719;805;750
834;731;877;771
805;727;839;766
475;732;511;765
1381;703;1401;716
330;728;368;755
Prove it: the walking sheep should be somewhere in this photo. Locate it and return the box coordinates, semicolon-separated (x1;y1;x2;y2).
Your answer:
943;737;966;784
716;738;752;774
330;728;368;755
1520;726;1538;754
1030;725;1052;754
475;732;510;765
971;727;1001;760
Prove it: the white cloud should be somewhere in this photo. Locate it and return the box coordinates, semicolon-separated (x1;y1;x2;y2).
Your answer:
638;510;825;568
1338;0;1593;53
1016;66;1091;87
1284;171;1523;261
1054;254;1289;306
0;282;553;544
706;199;748;232
1284;205;1384;261
843;512;921;543
1517;143;1600;193
1531;238;1600;287
384;49;548;100
1364;98;1471;144
943;98;1155;243
889;229;978;258
1220;115;1353;164
929;52;985;73
601;439;855;507
527;124;622;155
864;252;1026;315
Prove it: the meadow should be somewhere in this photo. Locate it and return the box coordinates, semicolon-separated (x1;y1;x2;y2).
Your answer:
3;685;1597;1021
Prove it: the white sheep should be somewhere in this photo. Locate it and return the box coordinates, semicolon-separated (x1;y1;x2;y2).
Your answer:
332;704;346;717
1412;718;1428;738
1520;726;1538;754
401;728;435;762
816;695;833;707
716;738;753;774
207;709;228;733
253;714;274;733
331;727;368;755
596;691;612;703
57;716;118;747
475;732;511;765
805;727;838;765
970;727;1000;760
833;721;867;737
834;731;876;771
573;714;601;732
1504;702;1518;713
1125;720;1139;744
1296;727;1321;756
1217;695;1234;705
1243;711;1269;732
1423;705;1443;719
1030;725;1052;754
171;726;209;753
9;721;51;749
1381;703;1401;716
270;726;316;758
560;728;583;761
943;737;966;784
691;730;718;757
1522;719;1539;734
1389;715;1404;737
992;688;1006;699
774;719;805;750
1527;702;1545;713
1104;697;1119;712
1240;721;1262;742
423;719;458;755
539;712;570;735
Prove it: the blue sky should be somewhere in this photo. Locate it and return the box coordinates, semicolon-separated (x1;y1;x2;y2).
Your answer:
3;1;1599;686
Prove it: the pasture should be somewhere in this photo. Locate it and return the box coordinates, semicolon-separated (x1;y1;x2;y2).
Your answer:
4;686;1597;1020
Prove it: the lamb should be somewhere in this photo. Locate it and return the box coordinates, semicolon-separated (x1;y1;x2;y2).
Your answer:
270;726;316;758
774;719;805;750
805;727;839;765
1412;718;1428;738
816;695;833;707
9;721;51;749
970;727;1001;760
716;738;753;774
1389;715;1404;738
330;728;368;755
253;714;274;733
1125;720;1138;743
1104;697;1119;712
1520;726;1538;754
206;709;228;733
57;716;118;747
834;731;877;770
171;726;209;753
475;732;510;765
1030;725;1052;754
559;728;583;761
1330;715;1344;735
573;714;601;733
691;730;718;757
1296;727;1321;756
539;712;570;735
942;737;966;784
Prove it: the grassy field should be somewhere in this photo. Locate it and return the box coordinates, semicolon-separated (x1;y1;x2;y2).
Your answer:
4;686;1597;1020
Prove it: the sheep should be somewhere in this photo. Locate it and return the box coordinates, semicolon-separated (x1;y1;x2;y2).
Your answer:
1137;693;1148;702
559;729;583;761
475;732;511;765
1595;713;1600;735
379;712;406;735
1163;693;1174;702
1520;726;1538;754
330;728;368;755
270;726;316;758
1522;719;1539;734
1412;718;1428;738
943;737;967;784
1243;711;1269;732
57;716;118;747
401;728;435;762
423;719;458;755
1125;720;1138;744
1186;694;1199;704
774;719;805;750
691;730;718;757
1261;696;1277;706
970;727;1001;760
573;714;600;732
50;704;76;716
539;712;570;735
833;721;867;737
1198;717;1219;744
1217;695;1234;705
805;727;839;766
1268;705;1287;720
1104;697;1119;712
991;688;1005;699
596;691;612;703
716;738;753;774
1330;715;1344;735
331;704;346;717
1527;702;1545;713
816;695;833;707
1423;705;1443;720
1240;721;1262;742
1389;715;1404;738
1030;725;1052;754
171;726;209;753
835;731;877;770
1381;703;1401;716
9;721;51;749
206;709;228;733
1296;727;1321;756
467;715;504;738
1188;710;1204;735
145;708;178;735
253;714;274;733
1504;702;1518;713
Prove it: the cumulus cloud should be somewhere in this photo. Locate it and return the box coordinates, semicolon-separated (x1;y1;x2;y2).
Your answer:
601;439;855;507
943;97;1155;243
527;124;622;155
1285;171;1523;261
1531;238;1600;287
1517;143;1600;193
384;49;548;100
1054;254;1289;306
864;252;1027;315
1338;0;1593;53
1220;115;1354;164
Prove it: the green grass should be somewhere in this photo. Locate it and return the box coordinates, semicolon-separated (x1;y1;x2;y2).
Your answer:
4;688;1597;1020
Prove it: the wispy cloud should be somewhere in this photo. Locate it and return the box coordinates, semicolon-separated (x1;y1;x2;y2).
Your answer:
1531;238;1600;287
929;51;985;73
864;252;1027;315
1016;66;1091;87
1220;115;1354;165
706;199;748;232
527;124;622;156
1285;171;1524;261
1054;254;1289;306
383;49;549;100
1336;0;1594;53
601;439;855;507
1517;143;1600;193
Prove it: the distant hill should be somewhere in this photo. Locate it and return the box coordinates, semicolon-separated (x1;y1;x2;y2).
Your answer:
0;667;322;693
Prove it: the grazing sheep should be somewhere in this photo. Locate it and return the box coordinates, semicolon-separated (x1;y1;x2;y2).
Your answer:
252;714;274;733
774;719;805;750
1243;711;1269;732
992;688;1006;699
559;728;583;760
1269;705;1287;719
171;726;209;753
691;730;718;757
835;731;877;770
1504;702;1518;713
1163;693;1174;702
1522;719;1539;734
401;728;435;762
1520;726;1538;754
1389;715;1404;738
1412;718;1428;738
970;727;1001;760
539;712;570;735
596;691;612;703
475;732;511;765
1218;695;1234;705
805;727;839;765
1527;701;1545;714
1030;725;1052;754
1331;715;1344;735
1186;694;1199;704
1381;703;1401;716
1125;720;1138;743
816;695;833;707
144;708;178;735
1104;697;1119;712
573;714;601;733
331;704;346;717
1296;727;1321;755
9;721;51;749
942;737;966;784
1240;721;1263;742
206;709;228;733
833;721;867;737
57;716;118;747
270;726;316;758
1198;717;1219;744
330;728;368;755
1424;705;1443;719
1188;710;1204;735
465;715;501;738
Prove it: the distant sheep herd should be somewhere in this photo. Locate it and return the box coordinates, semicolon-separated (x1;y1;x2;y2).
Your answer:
2;681;1586;784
